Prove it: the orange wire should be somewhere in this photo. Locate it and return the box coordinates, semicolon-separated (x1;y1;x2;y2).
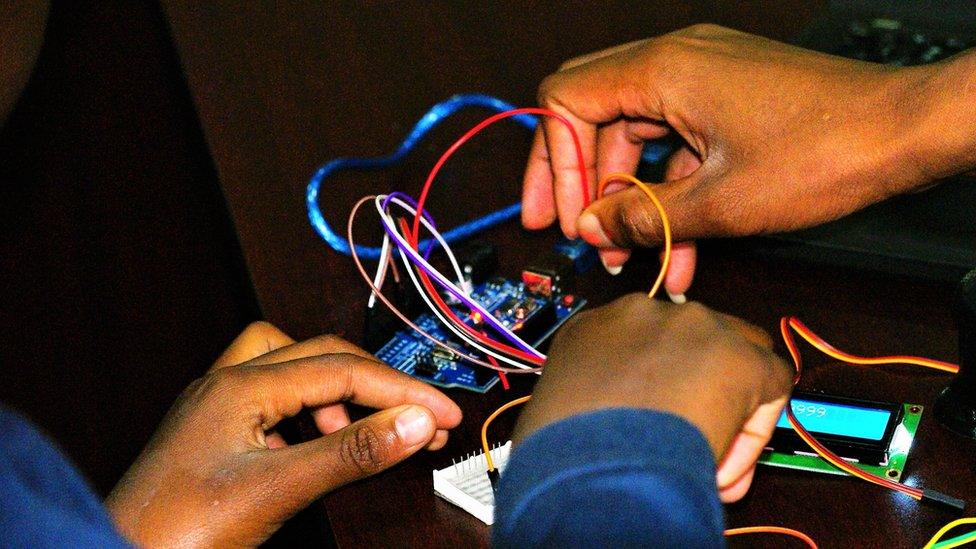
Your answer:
724;526;818;548
482;395;531;471
597;173;672;299
787;317;958;374
780;316;958;499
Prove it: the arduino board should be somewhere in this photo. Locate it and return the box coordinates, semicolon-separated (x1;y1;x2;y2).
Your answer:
374;277;585;392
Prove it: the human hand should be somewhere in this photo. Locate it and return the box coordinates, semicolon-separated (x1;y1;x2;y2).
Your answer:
523;24;970;292
105;322;462;547
513;294;793;502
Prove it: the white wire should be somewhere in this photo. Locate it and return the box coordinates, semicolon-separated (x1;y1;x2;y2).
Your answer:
373;195;544;359
375;195;540;367
378;196;466;288
394;244;538;370
367;234;392;309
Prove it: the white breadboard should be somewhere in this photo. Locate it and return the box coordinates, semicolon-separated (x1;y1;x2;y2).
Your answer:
432;441;512;525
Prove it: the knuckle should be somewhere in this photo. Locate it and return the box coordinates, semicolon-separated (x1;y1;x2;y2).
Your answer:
339;424;387;475
557;55;585;72
698;189;740;236
183;367;242;404
308;333;343;349
616;197;662;246
536;73;562;107
684;22;722;36
243;320;280;339
675;300;717;325
329;354;359;401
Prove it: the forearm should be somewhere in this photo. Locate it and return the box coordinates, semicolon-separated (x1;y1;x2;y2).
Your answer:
907;49;976;181
494;409;723;548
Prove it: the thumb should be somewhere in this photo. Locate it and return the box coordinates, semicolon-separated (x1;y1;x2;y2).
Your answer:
577;173;703;249
271;404;437;509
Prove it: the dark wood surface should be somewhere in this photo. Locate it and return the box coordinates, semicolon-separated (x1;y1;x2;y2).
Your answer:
161;2;976;547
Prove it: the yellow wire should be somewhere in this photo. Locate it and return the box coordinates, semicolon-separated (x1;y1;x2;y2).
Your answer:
482;395;532;471
924;518;976;549
598;173;672;299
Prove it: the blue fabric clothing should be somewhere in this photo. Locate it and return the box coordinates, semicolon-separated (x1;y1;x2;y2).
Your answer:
493;408;724;548
0;406;130;548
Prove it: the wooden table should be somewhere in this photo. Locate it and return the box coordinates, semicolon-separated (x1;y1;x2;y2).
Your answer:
161;2;975;546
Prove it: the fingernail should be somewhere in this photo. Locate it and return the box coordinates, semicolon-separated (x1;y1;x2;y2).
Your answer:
577;212;613;247
666;290;687;304
395;406;432;446
600;255;623;276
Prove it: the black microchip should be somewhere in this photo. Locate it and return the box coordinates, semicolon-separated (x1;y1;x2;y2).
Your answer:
458;241;498;285
513;301;557;343
413;354;440;378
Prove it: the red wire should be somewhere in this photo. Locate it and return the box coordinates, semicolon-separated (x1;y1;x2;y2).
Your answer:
397;218;543;363
400;108;591;363
409;107;592;243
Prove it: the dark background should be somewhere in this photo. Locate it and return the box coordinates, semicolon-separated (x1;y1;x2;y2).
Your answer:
2;1;972;547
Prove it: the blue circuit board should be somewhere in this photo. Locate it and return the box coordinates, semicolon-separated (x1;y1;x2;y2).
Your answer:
374;278;586;392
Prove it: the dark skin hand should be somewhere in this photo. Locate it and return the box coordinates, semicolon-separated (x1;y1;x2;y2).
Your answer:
514;294;794;503
105;321;462;547
523;24;976;293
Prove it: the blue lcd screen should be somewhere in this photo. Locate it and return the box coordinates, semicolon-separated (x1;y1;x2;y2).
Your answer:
776;399;893;441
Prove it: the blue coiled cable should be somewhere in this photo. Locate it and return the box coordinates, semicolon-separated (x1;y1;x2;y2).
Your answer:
306;93;671;260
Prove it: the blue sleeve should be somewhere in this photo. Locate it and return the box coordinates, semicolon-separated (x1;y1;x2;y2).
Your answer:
493;408;724;548
0;406;131;548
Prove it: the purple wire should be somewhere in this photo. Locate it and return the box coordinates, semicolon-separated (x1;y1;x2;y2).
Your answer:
377;197;541;357
383;192;436;260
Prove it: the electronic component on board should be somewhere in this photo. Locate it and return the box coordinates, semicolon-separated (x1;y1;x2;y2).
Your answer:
553;237;599;273
374;276;586;393
759;391;923;481
522;253;574;297
458;241;498;285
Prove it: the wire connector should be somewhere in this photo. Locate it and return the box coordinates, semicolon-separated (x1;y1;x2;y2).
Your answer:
922;488;967;511
487;468;500;493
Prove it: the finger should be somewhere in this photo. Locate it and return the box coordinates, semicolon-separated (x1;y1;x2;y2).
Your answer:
718;464;755;503
715;397;787;490
538;105;597;238
664;241;696;297
266;431;288;449
595;119;668;182
522;127;558;230
664;145;702;181
312;403;351;435
240;354;462;430
243;333;374;367
310;404;448;448
576;173;700;249
598;247;631;275
270;404;437;508
212;321;295;370
426;429;450;451
536;50;672;238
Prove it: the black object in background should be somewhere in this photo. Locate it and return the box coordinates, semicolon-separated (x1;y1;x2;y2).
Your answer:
935;269;976;438
0;2;332;547
747;0;976;280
